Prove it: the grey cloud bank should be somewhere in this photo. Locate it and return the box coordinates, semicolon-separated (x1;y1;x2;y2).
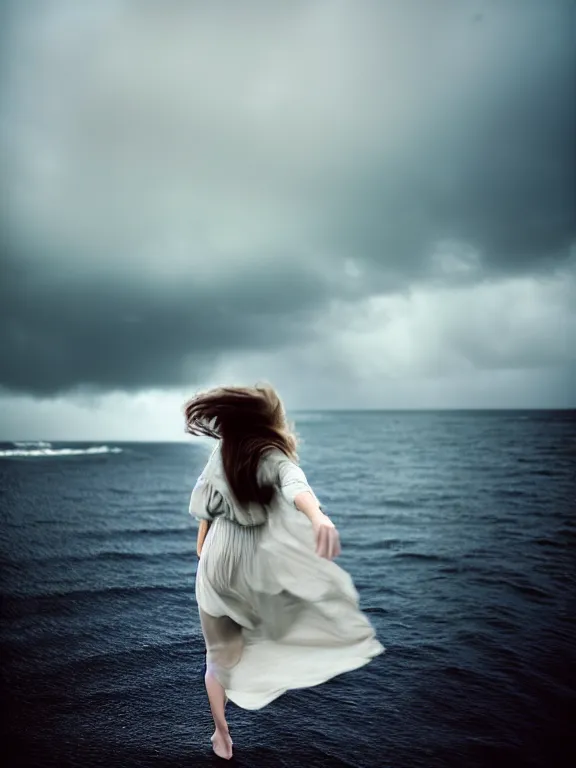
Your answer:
0;0;575;431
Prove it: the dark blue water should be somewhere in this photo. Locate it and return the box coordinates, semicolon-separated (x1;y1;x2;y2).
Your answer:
1;411;575;768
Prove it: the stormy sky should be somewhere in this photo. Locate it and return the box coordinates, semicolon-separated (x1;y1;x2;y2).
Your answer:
1;0;575;440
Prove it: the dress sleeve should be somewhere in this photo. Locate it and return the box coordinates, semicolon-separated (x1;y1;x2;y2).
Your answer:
189;475;232;521
274;455;321;508
189;472;211;521
188;443;230;522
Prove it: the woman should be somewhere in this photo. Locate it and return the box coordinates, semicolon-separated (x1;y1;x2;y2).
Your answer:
185;385;384;760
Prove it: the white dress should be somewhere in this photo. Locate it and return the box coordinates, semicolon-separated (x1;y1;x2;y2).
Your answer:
190;442;384;710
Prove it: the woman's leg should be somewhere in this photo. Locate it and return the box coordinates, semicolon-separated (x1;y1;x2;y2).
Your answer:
205;664;233;759
199;610;243;760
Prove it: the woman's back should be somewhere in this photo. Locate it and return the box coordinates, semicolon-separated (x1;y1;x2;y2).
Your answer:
189;441;320;528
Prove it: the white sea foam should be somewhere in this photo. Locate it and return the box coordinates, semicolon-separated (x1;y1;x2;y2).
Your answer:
1;444;123;458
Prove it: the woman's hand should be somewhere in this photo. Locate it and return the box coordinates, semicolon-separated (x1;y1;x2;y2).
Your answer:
311;514;342;560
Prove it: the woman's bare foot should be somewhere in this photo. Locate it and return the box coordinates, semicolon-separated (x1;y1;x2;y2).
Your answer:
211;728;233;760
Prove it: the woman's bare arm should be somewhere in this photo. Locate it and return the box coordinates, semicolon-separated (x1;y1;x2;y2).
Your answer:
294;491;341;560
293;490;325;525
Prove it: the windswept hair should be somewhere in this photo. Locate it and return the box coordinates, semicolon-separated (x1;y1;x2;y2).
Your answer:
184;384;298;506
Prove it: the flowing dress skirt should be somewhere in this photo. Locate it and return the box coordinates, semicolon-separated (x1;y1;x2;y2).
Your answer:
196;500;384;710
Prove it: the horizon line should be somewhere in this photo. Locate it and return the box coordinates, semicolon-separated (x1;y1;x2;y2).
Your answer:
2;407;574;444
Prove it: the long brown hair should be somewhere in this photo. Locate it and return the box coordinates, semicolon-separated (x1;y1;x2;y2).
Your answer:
184;384;298;506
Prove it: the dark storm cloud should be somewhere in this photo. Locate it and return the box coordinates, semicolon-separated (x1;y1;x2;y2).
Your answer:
0;243;329;394
0;0;574;396
326;24;576;285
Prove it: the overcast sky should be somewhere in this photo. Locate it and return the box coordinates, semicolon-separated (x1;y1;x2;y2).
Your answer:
1;0;574;440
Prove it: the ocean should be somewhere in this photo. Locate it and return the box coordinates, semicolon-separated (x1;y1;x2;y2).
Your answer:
1;411;575;768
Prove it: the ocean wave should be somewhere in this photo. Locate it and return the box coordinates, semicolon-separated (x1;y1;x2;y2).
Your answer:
9;549;193;566
1;443;123;459
2;584;188;605
82;525;190;540
391;551;450;562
